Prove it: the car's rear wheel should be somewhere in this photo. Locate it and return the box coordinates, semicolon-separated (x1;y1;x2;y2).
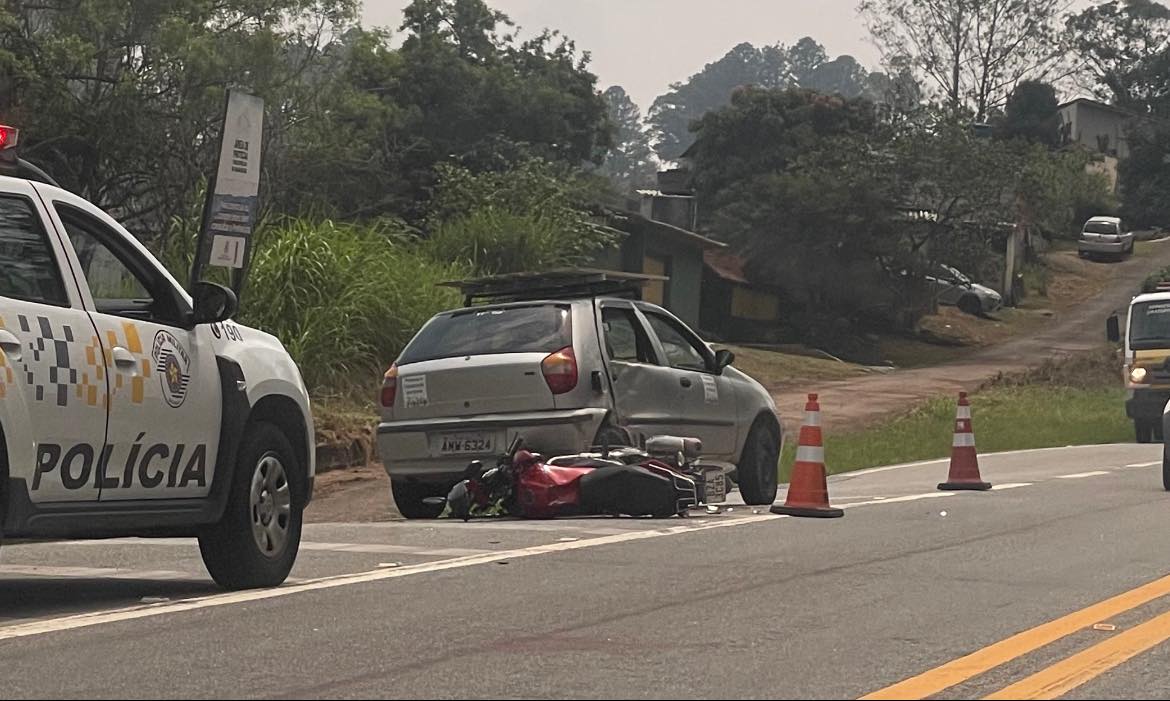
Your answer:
1137;420;1156;444
958;294;982;316
391;479;446;519
198;422;303;590
737;418;780;505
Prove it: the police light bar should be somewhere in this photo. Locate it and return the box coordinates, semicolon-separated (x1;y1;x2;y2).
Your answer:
0;124;18;150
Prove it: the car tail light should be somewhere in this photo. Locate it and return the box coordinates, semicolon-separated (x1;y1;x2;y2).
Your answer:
542;346;578;395
380;364;398;407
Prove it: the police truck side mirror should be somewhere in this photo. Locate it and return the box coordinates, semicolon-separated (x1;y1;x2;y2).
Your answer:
715;348;735;373
1106;314;1121;344
192;281;238;326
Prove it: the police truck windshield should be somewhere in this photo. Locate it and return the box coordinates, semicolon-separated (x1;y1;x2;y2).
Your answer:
1130;301;1170;349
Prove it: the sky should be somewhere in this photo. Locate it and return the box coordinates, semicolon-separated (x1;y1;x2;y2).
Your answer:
360;0;886;112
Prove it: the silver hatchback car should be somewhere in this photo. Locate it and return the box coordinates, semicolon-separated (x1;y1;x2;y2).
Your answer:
377;292;784;518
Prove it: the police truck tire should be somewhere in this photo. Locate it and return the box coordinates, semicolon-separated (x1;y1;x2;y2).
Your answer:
198;422;303;590
391;480;446;519
737;418;780;505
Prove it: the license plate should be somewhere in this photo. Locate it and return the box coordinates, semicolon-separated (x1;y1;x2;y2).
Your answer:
703;467;726;503
436;432;495;456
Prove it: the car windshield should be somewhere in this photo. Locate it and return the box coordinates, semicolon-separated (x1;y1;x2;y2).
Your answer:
940;265;970;285
397;304;571;364
1084;221;1118;234
1129;301;1170;349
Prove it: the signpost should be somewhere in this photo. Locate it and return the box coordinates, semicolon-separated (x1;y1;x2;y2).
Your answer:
191;89;264;297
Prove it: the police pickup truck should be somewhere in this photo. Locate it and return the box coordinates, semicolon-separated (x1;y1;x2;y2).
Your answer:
0;125;314;590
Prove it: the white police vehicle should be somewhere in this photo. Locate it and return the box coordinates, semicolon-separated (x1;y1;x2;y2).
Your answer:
0;125;314;590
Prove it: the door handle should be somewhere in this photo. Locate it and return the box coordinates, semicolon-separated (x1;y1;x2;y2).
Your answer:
112;347;137;368
680;376;692;388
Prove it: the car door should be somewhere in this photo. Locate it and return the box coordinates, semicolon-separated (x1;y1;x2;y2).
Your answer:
597;302;693;445
638;307;739;459
0;184;106;503
44;196;223;500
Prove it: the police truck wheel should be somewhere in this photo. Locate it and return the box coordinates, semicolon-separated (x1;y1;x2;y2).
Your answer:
391;480;446;519
737;418;780;505
198;422;303;590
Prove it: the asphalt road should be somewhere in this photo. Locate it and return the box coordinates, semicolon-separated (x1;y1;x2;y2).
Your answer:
4;443;1170;699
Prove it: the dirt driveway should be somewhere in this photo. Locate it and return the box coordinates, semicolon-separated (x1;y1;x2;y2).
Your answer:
771;242;1170;432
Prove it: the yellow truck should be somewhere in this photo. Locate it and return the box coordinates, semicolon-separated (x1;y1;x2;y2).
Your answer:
1108;283;1170;446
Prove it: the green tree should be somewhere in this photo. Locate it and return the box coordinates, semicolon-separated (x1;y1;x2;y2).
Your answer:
597;86;657;194
1066;0;1170;116
648;38;877;161
649;42;791;161
1119;122;1170;226
995;80;1060;146
688;88;914;338
0;0;359;237
423;158;619;275
334;0;611;222
860;0;1068;121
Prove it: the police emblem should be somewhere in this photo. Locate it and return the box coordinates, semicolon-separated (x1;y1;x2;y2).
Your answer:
151;330;192;408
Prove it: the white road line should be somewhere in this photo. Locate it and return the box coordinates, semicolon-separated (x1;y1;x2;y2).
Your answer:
0;491;962;642
990;482;1033;490
37;538;490;558
1056;471;1112;479
840;492;953;508
836;444;1155;480
1127;461;1161;468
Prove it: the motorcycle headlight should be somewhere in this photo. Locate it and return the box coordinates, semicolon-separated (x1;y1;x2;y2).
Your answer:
1131;367;1149;384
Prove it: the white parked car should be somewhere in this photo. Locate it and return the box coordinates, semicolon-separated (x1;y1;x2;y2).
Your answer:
1078;216;1134;260
927;264;1003;316
0;126;314;590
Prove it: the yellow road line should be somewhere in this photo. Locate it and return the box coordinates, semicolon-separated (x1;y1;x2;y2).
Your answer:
860;573;1170;700
984;608;1170;700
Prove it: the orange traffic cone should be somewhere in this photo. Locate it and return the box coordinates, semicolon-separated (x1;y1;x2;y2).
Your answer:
771;393;844;518
938;391;992;491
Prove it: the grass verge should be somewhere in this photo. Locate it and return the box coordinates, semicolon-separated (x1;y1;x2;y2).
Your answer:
780;349;1129;481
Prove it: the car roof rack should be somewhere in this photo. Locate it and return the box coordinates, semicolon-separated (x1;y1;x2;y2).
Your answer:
440;268;669;307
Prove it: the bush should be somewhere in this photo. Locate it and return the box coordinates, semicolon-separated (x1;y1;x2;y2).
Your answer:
161;214;464;395
242;218;464;393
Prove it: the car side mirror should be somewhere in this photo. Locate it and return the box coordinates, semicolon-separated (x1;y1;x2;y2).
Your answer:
192;281;238;326
1107;314;1121;343
715;349;735;373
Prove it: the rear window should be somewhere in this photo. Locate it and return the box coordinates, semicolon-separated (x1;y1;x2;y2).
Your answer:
1084;221;1119;234
398;305;572;364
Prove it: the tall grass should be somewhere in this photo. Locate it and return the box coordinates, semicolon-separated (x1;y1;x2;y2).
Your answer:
161;215;464;395
779;348;1130;479
243;218;463;393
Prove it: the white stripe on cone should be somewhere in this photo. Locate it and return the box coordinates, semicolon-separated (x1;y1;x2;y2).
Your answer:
796;445;825;463
953;433;976;448
804;411;821;427
957;405;971;420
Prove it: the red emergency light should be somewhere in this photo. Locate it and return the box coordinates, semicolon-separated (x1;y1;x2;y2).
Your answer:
0;124;18;150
